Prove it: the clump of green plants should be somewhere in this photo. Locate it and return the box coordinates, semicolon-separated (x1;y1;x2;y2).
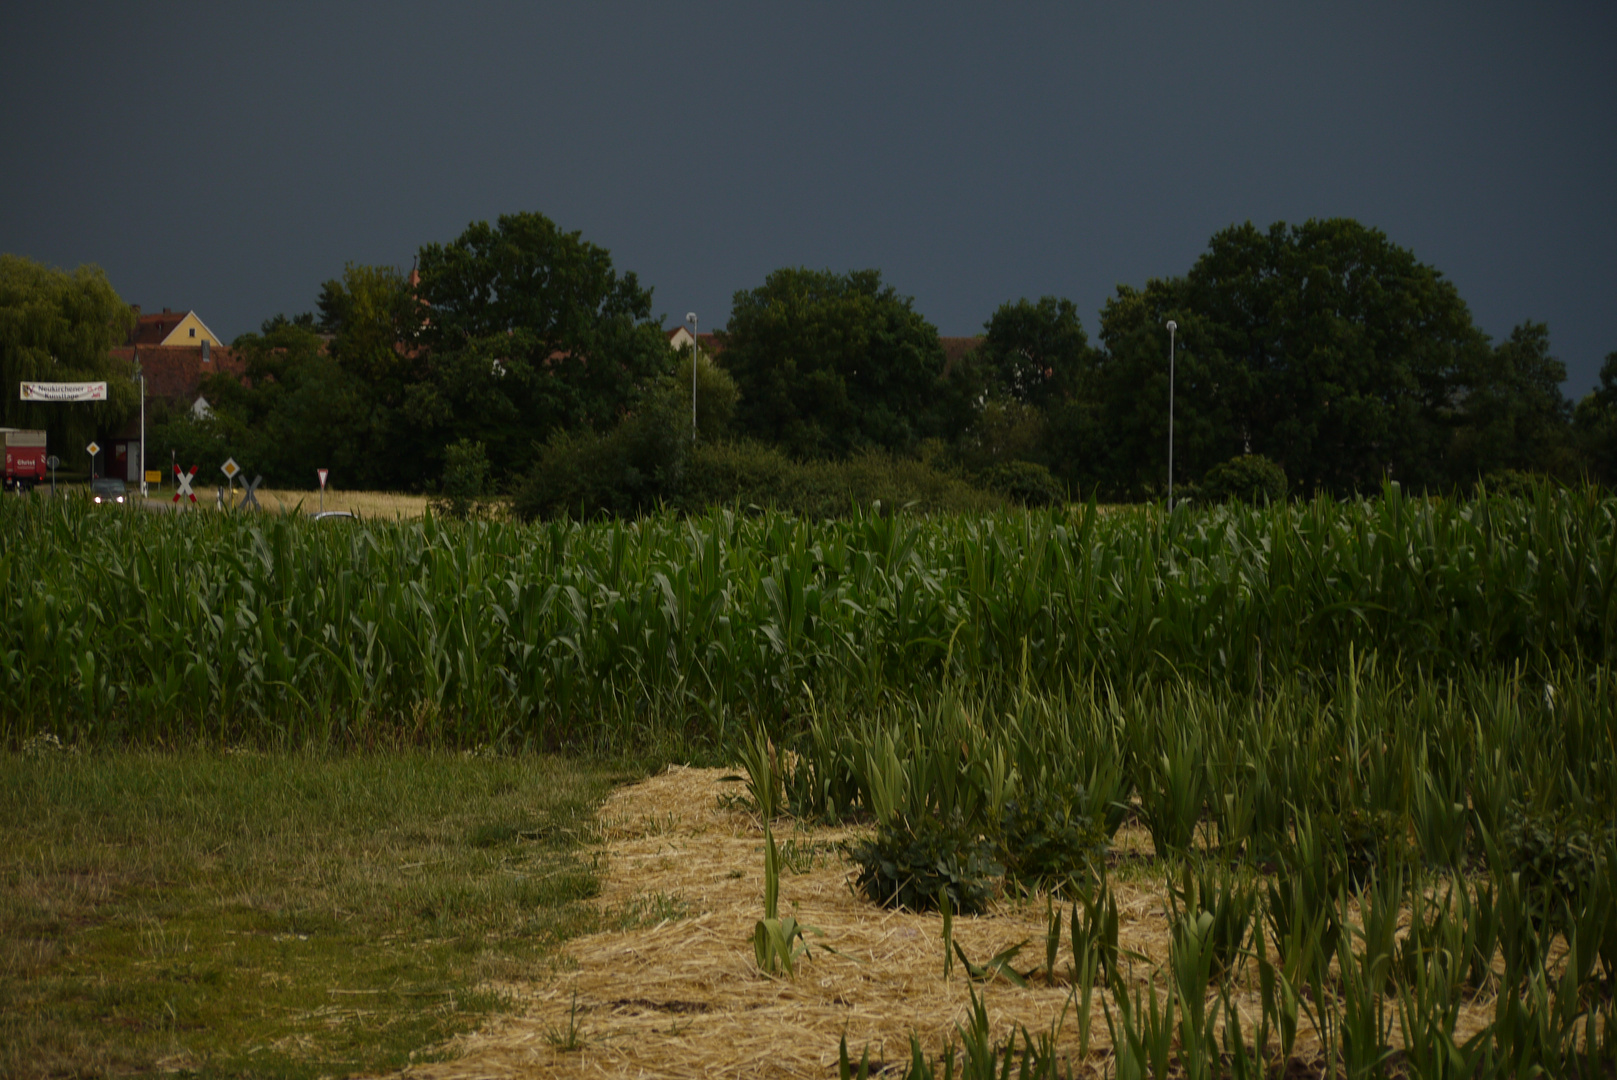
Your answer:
1197;453;1287;503
1330;806;1411;892
1167;860;1258;981
431;437;493;520
848;810;1003;914
979;460;1064;507
998;794;1108;890
1490;802;1610;923
752;821;820;976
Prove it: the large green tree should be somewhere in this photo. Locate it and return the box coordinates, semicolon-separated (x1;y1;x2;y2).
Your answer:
978;296;1096;409
151;319;384;488
1574;351;1617;487
1097;219;1491;496
1448;321;1573;479
719;268;961;457
317;263;417;388
409;213;671;477
0;254;137;458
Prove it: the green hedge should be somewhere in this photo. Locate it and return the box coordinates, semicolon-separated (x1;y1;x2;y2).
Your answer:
515;434;1003;521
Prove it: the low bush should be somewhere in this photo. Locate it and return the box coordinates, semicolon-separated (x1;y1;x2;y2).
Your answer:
997;795;1107;888
979;460;1065;507
1492;803;1609;917
513;389;691;521
848;811;1002;914
517;431;1004;522
1198;453;1287;503
1478;469;1559;499
431;438;492;520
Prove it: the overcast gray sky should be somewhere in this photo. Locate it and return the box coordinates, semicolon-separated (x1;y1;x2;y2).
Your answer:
3;2;1613;394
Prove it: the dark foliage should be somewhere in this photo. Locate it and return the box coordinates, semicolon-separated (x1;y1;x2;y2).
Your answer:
1198;453;1288;503
719;268;969;457
848;811;1003;914
979;460;1065;508
997;795;1107;887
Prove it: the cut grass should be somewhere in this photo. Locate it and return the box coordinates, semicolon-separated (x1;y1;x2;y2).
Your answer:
0;749;634;1079
219;488;436;519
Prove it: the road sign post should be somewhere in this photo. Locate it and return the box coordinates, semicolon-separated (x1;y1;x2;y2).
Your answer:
241;475;263;512
220;458;240;507
86;441;100;479
173;465;198;507
47;455;59;496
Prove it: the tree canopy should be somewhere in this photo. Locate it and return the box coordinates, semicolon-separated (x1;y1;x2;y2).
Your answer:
1091;219;1494;495
410;213;672;472
718;268;960;457
0;254;137;454
978;296;1096;409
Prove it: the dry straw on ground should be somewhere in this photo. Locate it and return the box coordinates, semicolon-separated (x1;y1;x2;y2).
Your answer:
391;765;1499;1079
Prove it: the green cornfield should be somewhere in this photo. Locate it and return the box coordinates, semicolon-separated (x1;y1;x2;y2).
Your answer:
1;484;1613;749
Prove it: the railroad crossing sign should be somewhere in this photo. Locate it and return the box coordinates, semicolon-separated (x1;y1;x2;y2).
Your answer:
86;441;100;456
172;464;198;504
240;474;263;511
221;457;240;480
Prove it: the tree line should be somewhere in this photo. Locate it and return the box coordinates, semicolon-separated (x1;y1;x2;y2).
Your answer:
6;214;1616;506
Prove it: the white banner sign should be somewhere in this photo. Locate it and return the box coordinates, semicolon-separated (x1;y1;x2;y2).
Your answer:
20;381;108;402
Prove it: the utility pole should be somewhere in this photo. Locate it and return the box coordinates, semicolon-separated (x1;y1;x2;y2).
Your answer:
685;312;699;445
135;351;146;498
1166;320;1177;509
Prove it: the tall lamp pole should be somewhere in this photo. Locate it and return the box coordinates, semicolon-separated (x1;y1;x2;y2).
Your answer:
685;312;698;445
1166;320;1177;510
135;352;146;498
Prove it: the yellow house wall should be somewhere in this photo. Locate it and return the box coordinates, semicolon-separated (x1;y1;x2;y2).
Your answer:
157;312;222;347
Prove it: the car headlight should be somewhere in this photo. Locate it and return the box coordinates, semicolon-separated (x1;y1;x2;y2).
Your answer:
93;496;102;503
116;495;126;503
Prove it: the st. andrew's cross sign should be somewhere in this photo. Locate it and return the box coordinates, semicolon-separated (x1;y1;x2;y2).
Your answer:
173;465;198;504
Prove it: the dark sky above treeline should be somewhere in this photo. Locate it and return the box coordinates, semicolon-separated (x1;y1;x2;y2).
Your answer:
2;3;1613;393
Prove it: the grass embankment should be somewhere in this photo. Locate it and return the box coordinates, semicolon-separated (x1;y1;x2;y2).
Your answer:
0;749;633;1079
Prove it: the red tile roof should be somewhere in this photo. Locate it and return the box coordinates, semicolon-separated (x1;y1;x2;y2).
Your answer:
109;346;246;404
940;336;984;375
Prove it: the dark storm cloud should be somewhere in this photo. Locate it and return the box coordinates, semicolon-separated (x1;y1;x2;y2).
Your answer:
2;2;1613;392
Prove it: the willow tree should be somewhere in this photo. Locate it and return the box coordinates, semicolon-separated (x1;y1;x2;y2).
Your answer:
0;254;137;454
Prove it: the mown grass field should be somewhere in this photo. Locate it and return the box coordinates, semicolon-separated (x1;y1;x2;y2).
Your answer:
0;751;632;1079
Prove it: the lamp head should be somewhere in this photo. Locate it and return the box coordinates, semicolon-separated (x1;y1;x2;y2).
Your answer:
685;312;697;325
1166;320;1177;333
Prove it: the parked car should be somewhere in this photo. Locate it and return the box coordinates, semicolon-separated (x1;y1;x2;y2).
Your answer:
90;478;128;505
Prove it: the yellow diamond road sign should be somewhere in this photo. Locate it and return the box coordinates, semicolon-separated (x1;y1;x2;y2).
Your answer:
86;441;100;456
221;458;240;479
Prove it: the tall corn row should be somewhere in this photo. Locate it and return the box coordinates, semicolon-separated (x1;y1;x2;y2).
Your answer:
1;484;1614;748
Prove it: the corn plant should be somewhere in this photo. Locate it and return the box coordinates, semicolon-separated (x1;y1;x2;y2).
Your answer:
1102;972;1175;1080
1168;859;1258;982
752;821;817;977
1166;908;1223;1080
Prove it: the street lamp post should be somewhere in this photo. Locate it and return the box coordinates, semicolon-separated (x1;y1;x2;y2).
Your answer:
1166;320;1177;510
135;352;146;498
685;312;698;445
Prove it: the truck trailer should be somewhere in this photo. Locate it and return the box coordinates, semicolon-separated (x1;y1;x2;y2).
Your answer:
3;428;48;492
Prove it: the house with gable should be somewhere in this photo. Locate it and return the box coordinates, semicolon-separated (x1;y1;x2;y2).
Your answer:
128;307;225;348
98;306;246;483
